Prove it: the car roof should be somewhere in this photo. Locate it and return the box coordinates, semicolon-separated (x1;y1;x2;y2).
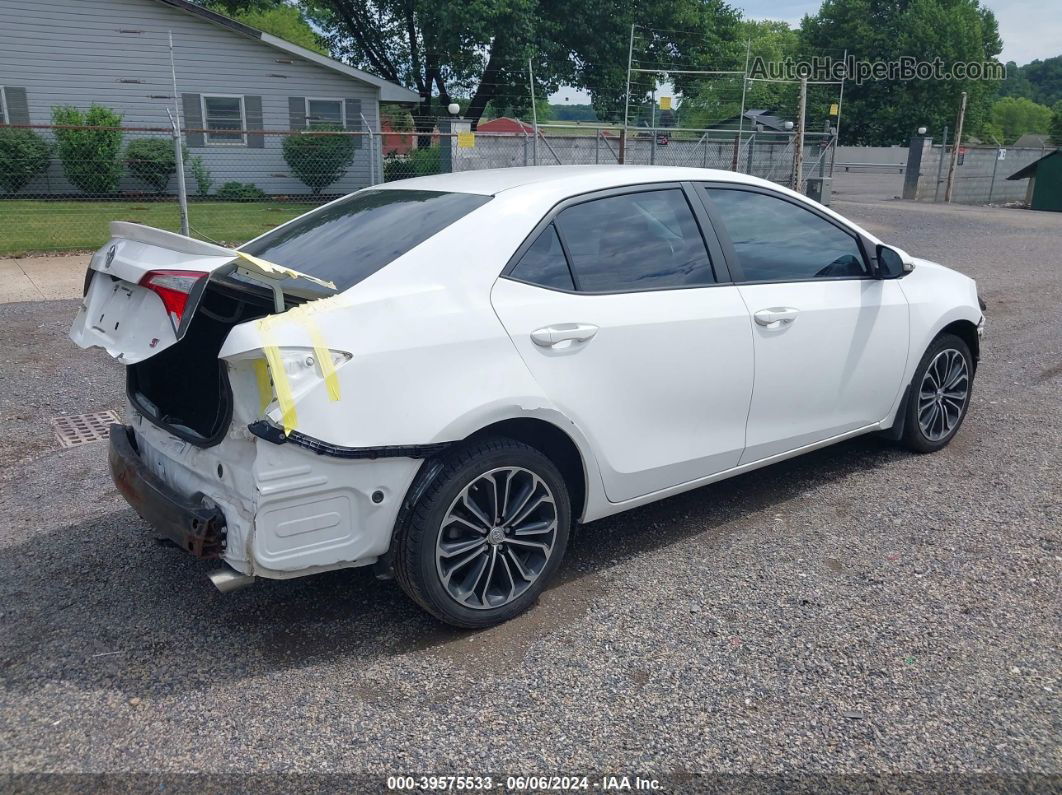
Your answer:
372;165;777;198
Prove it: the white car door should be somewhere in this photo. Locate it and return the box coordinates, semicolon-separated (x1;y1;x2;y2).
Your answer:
699;185;910;463
491;185;754;503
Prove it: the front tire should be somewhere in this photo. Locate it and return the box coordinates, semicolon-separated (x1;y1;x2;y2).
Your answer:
900;333;974;453
393;437;571;628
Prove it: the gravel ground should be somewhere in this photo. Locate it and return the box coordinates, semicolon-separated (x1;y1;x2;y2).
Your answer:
0;198;1059;786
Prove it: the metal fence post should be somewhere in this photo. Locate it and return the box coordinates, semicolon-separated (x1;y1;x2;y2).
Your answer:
167;32;189;237
167;109;190;237
650;128;657;165
360;113;376;185
595;131;600;164
746;133;755;174
988;147;1000;203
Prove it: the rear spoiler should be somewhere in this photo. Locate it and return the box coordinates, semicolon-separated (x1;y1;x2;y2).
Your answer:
108;222;337;292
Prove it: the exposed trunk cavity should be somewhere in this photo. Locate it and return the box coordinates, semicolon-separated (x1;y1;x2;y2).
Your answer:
127;281;274;447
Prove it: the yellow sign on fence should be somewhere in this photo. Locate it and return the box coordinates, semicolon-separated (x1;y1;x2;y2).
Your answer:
829;103;839;116
457;131;475;148
659;96;672;111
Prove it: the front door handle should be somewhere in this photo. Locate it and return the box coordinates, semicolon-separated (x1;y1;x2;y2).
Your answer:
753;307;799;329
531;323;599;348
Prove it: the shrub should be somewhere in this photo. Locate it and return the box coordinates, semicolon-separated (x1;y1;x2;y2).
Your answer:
0;128;52;193
125;138;184;194
51;104;124;194
383;154;412;182
383;145;441;182
282;124;356;194
189;155;213;196
217;181;265;201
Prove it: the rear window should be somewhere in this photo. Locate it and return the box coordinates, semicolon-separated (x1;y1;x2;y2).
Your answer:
239;189;491;292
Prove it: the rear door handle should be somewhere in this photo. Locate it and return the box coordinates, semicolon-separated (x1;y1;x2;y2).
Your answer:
753;307;799;328
531;323;599;347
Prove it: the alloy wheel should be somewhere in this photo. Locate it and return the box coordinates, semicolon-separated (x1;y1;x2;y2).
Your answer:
435;466;558;610
917;348;969;442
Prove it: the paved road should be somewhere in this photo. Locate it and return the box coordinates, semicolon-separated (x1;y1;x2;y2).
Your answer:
0;198;1059;783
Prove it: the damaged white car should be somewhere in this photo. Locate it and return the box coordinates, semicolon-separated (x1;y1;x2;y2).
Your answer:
71;166;984;628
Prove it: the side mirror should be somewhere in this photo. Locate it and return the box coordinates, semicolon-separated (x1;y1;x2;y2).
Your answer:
876;244;915;277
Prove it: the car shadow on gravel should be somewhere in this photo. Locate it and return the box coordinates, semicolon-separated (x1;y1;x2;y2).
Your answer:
0;436;903;699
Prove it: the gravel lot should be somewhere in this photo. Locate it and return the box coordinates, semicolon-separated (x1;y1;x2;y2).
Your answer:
0;197;1059;784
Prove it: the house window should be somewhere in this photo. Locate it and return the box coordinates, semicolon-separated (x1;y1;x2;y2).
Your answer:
306;98;344;129
201;95;246;144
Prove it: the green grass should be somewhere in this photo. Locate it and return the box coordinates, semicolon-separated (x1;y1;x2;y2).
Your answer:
0;200;318;256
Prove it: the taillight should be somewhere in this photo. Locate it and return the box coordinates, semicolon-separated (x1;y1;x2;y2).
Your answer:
138;270;207;331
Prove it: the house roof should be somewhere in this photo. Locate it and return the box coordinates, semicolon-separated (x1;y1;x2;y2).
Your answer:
154;0;420;103
1013;133;1050;148
1006;148;1062;180
743;109;790;131
477;117;536;134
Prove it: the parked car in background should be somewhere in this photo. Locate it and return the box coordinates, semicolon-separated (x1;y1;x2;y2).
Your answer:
70;166;985;628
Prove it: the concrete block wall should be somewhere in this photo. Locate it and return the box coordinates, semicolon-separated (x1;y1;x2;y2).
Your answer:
906;140;1046;205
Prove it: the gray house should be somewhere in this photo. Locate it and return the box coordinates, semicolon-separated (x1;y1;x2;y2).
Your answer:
0;0;418;195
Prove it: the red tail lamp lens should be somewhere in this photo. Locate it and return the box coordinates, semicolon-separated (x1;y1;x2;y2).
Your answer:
139;270;207;329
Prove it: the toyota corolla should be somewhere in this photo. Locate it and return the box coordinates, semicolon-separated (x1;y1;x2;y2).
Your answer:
71;166;985;627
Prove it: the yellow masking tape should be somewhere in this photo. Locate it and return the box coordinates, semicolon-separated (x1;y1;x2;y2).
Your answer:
235;250;337;290
257;317;298;435
252;358;272;414
301;317;341;402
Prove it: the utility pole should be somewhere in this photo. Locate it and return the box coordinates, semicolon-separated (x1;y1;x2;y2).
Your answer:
791;76;807;192
934;125;949;202
944;91;967;203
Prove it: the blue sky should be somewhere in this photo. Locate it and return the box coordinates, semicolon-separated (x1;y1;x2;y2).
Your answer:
549;0;1056;103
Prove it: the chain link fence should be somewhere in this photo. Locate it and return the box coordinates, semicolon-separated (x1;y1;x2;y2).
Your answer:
1;119;835;255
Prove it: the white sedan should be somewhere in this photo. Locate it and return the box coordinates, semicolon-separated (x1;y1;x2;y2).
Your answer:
71;166;984;627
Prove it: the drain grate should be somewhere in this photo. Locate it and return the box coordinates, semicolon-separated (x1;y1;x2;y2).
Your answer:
50;410;121;448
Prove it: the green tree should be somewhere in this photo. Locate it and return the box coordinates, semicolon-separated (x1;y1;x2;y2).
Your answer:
1021;55;1062;106
679;19;799;129
998;60;1035;100
0;128;52;194
799;0;1003;145
282;124;357;194
205;2;327;54
982;96;1053;143
125;138;183;194
1050;101;1062;145
550;104;599;122
51;104;124;194
296;0;739;131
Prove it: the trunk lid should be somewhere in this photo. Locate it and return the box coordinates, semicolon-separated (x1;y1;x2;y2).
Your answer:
70;222;335;364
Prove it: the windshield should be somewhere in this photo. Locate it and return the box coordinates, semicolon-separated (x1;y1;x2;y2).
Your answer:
238;189;491;295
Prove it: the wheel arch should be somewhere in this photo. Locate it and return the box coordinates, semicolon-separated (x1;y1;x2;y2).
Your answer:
938;318;980;370
464;417;589;523
884;319;979;440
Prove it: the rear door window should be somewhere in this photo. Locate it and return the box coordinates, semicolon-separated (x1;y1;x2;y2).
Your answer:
509;224;575;291
554;189;715;292
239;189;491;292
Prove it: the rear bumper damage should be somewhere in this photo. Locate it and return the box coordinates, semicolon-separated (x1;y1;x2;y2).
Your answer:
111;412;424;581
109;424;227;557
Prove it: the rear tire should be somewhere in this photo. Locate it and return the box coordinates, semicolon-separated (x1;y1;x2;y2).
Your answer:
393;437;571;629
900;333;974;453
